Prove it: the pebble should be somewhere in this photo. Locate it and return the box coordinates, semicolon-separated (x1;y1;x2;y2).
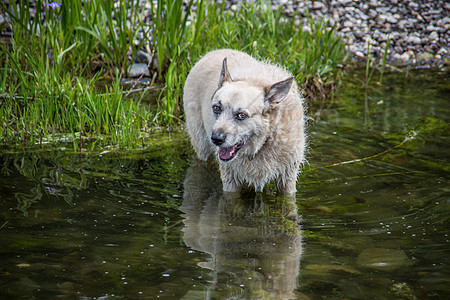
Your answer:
429;32;439;41
407;35;422;45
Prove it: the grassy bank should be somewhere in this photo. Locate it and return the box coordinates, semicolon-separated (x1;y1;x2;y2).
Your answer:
0;0;348;149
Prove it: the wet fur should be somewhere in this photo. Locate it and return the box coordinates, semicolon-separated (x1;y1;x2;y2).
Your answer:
183;49;306;194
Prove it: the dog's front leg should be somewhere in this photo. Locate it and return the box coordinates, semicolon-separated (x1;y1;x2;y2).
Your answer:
222;178;242;193
276;174;297;195
219;166;242;192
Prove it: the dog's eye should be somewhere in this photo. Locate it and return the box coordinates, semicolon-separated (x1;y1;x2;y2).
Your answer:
212;105;222;114
236;112;248;120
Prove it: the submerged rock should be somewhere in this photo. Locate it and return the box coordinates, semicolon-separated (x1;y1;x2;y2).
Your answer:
357;248;412;271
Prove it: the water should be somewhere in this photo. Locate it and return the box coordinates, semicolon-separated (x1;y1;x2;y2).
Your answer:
0;68;449;299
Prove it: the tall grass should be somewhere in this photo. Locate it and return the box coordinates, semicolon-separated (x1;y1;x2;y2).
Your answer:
0;0;348;148
0;0;153;148
152;0;348;125
77;0;149;77
359;34;391;90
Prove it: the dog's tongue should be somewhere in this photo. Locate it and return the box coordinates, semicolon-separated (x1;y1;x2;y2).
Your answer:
219;145;236;160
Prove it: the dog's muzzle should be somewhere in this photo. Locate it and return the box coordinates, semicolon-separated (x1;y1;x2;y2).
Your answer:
211;132;245;161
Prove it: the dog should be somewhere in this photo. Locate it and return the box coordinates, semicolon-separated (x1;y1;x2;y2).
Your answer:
183;49;306;194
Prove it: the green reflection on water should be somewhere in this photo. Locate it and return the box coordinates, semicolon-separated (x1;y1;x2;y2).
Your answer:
298;68;449;299
0;68;448;299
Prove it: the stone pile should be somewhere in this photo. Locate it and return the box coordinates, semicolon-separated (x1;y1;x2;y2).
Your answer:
277;0;449;65
222;0;449;65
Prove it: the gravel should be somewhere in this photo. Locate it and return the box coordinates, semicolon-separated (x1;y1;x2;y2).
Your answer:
212;0;449;66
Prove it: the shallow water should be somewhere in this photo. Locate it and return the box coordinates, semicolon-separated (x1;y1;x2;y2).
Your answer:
0;68;449;299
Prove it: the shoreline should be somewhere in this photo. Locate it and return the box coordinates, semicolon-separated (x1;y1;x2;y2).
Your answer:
1;1;448;68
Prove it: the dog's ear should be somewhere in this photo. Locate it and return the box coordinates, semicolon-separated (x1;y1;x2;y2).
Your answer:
218;58;233;89
264;77;294;105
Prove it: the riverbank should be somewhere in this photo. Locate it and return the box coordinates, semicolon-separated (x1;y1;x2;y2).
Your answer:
0;0;347;149
125;0;450;81
0;1;447;150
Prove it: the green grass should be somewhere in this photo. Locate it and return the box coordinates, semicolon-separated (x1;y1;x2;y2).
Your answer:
0;0;348;149
153;0;348;124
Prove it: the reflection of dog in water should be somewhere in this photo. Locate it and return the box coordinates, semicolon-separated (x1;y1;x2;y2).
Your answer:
180;160;303;299
183;49;306;194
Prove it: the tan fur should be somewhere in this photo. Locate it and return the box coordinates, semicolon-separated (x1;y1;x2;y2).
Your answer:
183;49;306;194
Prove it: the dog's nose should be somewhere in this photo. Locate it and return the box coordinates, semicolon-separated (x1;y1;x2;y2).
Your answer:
211;131;226;146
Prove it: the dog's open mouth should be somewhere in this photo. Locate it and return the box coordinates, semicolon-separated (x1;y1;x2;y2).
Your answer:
218;140;245;161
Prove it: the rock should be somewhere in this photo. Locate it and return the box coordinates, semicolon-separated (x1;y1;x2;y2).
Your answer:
368;0;379;8
397;20;408;31
437;47;448;56
127;63;150;78
134;50;152;64
406;35;422;45
418;52;434;61
355;51;365;58
312;2;325;10
357;248;412;271
347;45;359;53
429;31;439;41
408;2;419;9
399;51;413;61
385;15;399;24
343;20;353;28
305;264;361;275
392;53;403;61
358;11;370;21
390;282;416;299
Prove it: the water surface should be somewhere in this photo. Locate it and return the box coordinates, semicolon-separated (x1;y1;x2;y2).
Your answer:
0;68;449;299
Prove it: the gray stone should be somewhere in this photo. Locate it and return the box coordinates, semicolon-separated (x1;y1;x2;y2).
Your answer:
426;25;438;32
343;20;353;28
429;31;439;41
311;2;325;9
397;20;408;31
355;51;365;58
408;2;419;9
369;0;379;8
407;35;422;45
357;10;370;21
127;63;150;78
437;48;448;55
134;50;152;64
392;53;403;61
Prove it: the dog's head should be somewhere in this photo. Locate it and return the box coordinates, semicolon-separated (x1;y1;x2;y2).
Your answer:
210;58;293;162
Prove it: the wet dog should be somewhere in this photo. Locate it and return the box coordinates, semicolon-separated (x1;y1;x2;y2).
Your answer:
183;49;306;194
